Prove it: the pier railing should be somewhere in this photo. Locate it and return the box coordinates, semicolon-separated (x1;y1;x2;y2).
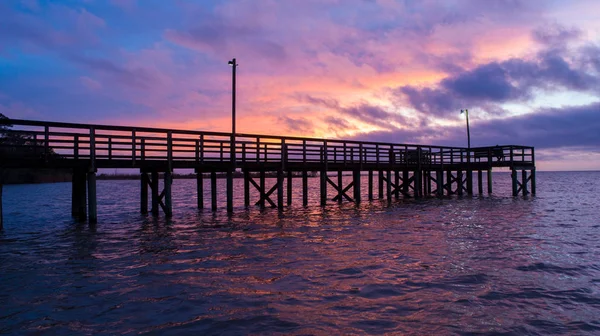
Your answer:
0;119;534;168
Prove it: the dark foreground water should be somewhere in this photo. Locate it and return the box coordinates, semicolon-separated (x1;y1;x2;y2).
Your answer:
1;171;600;335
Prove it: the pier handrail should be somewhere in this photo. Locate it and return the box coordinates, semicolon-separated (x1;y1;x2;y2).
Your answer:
0;118;534;168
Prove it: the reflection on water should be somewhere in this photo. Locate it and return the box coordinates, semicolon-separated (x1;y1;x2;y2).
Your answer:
1;172;600;334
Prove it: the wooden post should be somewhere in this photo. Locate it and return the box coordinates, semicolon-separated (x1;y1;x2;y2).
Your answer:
447;170;453;194
320;170;327;206
277;169;284;210
337;170;343;203
531;169;536;195
477;170;483;194
378;170;384;199
394;170;400;199
226;170;233;213
72;170;80;217
368;170;373;200
466;170;473;195
141;172;148;214
403;170;409;195
0;183;3;230
436;170;443;197
511;169;518;196
353;169;361;204
414;170;422;198
302;170;308;206
244;170;250;207
457;171;463;196
76;170;87;220
151;171;159;216
211;171;218;211
197;171;204;209
260;169;266;208
522;170;528;195
87;171;97;223
164;171;173;217
386;170;392;203
287;170;292;206
487;168;493;194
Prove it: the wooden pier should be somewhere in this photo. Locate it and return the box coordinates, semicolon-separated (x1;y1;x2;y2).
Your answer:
0;119;535;225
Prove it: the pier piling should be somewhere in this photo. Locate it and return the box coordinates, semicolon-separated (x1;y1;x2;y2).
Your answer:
226;170;233;213
211;171;217;211
164;171;173;216
197;171;204;209
151;171;159;216
87;171;97;223
140;172;148;214
302;170;308;206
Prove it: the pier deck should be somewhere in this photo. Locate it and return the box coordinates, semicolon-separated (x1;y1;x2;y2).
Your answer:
0;119;535;224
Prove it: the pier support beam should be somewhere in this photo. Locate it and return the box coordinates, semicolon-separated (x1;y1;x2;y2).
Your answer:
72;170;87;220
436;170;443;197
260;169;267;208
226;170;233;213
151;171;159;216
368;170;373;200
302;170;308;206
337;171;343;204
512;169;518;196
277;169;284;210
140;172;148;214
320;170;327;206
378;171;384;199
466;170;473;195
164;171;173;217
522;170;528;195
386;170;392;203
403;171;409;196
211;171;217;211
487;168;493;194
394;171;400;199
478;170;483;194
353;170;361;204
457;170;463;196
243;170;250;207
531;169;536;195
414;170;422;198
0;183;3;230
287;170;293;206
197;172;204;209
87;171;97;223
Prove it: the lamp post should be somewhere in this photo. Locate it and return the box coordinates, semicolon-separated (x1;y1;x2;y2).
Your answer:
460;109;470;149
228;58;238;166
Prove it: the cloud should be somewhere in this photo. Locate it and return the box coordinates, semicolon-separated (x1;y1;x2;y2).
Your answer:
278;116;314;133
532;23;582;47
398;43;600;117
347;101;600;150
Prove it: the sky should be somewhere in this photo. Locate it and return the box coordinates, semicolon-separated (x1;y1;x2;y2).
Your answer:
0;0;599;170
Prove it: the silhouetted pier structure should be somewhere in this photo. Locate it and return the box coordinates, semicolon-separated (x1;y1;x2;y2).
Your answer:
0;119;535;225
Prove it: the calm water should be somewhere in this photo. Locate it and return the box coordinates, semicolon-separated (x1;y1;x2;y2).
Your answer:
1;171;600;335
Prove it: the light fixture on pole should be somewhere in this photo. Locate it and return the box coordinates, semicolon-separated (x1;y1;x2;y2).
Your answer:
228;58;238;166
460;109;470;149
